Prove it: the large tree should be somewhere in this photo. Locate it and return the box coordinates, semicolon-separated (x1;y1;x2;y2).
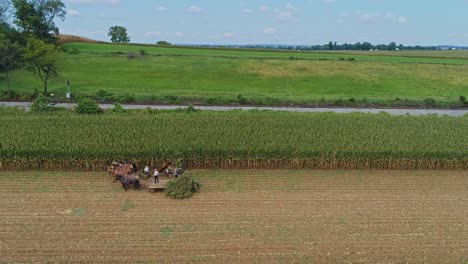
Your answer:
11;0;65;43
23;38;59;94
387;42;397;51
0;33;21;91
108;25;130;43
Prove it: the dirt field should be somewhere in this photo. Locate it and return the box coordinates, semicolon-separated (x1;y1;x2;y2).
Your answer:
0;170;467;263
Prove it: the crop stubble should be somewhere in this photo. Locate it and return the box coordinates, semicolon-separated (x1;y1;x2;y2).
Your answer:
0;170;467;263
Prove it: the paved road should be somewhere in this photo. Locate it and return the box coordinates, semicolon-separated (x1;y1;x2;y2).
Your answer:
1;101;468;116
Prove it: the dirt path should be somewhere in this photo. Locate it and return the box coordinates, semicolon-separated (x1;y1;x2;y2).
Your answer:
0;170;467;263
2;101;468;116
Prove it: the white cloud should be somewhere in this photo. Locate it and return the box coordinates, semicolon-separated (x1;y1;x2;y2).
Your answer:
144;31;184;38
276;11;294;21
263;27;276;34
210;32;238;40
62;29;106;38
144;31;162;37
357;12;408;24
67;0;95;4
241;9;253;14
67;9;80;17
186;5;204;14
66;0;119;6
103;0;119;6
322;0;336;3
259;5;271;12
223;32;234;38
285;2;297;12
274;3;298;22
397;16;407;24
360;13;380;23
154;6;168;12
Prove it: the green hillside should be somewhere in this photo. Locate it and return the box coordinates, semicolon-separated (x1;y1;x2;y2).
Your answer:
1;42;468;107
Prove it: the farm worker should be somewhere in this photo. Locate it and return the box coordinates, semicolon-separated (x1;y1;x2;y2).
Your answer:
143;166;149;176
153;169;159;183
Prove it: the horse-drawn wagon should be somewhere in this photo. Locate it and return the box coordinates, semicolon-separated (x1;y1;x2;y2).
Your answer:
108;161;185;192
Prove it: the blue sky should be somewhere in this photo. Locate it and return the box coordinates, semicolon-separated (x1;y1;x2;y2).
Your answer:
59;0;468;46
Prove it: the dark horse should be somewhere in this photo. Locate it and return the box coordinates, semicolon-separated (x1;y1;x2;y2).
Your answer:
116;174;141;191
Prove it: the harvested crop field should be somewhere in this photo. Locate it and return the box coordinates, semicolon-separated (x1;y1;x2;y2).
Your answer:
0;170;467;263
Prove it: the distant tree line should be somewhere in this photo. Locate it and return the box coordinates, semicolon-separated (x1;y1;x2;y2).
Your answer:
296;41;438;51
313;41;437;51
214;42;441;52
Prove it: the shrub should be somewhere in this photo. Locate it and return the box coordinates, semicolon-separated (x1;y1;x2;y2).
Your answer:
333;98;345;106
206;97;218;105
19;91;37;101
0;90;17;100
139;49;147;56
112;93;135;103
460;96;466;104
31;94;53;112
347;58;356;61
112;102;126;113
69;48;80;54
237;94;248;105
157;40;172;46
424;98;436;107
75;98;102;114
165;174;201;199
96;90;113;101
185;104;197;113
164;95;179;104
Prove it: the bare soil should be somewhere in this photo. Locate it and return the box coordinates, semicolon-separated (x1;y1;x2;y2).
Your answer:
0;170;467;263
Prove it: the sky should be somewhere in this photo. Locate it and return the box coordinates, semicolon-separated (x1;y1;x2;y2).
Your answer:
59;0;468;46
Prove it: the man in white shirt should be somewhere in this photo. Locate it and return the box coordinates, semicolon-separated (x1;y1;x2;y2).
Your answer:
153;169;159;183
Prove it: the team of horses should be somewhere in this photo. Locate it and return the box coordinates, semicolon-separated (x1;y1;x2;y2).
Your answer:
108;162;141;191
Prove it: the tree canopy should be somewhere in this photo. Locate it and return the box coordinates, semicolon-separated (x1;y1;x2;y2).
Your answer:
108;25;130;43
157;40;172;46
11;0;65;43
0;33;21;90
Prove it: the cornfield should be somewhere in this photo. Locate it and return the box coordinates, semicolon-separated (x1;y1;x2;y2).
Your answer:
1;108;467;170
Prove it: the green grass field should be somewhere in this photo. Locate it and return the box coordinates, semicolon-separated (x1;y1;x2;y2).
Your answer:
1;107;467;170
1;42;468;107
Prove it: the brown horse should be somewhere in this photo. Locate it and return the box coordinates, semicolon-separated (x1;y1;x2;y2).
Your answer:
108;163;134;181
